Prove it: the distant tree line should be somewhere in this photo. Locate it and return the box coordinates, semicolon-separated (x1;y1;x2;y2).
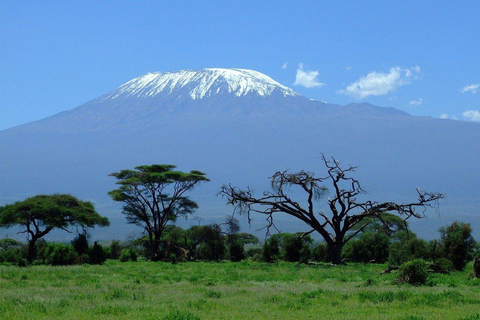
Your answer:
0;217;477;272
0;159;478;274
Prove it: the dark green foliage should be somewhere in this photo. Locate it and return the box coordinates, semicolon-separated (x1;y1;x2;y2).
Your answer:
397;259;429;285
389;233;429;266
350;213;408;238
109;240;123;260
262;233;312;263
109;164;208;260
0;238;25;264
343;231;390;263
262;236;280;262
43;243;78;266
0;238;23;250
439;221;476;270
0;194;109;263
245;247;262;261
161;226;188;262
434;258;455;274
312;243;331;262
71;233;89;256
119;248;138;262
226;235;245;262
428;239;444;261
197;224;226;261
281;233;312;263
89;241;106;265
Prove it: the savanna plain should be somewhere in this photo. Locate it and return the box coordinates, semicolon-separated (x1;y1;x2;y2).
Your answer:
1;260;479;319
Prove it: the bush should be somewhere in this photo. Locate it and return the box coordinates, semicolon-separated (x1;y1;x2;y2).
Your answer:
389;236;429;266
227;235;245;262
44;243;78;266
312;243;331;262
397;259;429;285
434;258;455;274
89;241;106;265
119;248;137;262
262;233;312;263
71;234;89;256
439;221;476;270
262;236;280;262
0;244;25;264
245;247;262;261
343;231;389;263
109;240;123;259
196;225;226;261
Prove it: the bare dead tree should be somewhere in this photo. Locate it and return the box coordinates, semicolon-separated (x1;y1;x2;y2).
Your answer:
219;154;444;264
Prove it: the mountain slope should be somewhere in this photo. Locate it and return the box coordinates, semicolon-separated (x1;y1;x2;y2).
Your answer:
0;68;478;240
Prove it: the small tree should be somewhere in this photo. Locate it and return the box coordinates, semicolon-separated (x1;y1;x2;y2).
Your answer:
89;241;106;265
439;221;476;270
262;236;280;262
72;233;89;256
0;194;109;263
220;155;444;264
343;231;390;263
109;240;123;259
109;165;208;260
197;224;226;261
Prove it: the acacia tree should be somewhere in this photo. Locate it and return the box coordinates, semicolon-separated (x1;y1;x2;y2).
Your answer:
220;155;444;264
108;164;209;260
0;194;110;263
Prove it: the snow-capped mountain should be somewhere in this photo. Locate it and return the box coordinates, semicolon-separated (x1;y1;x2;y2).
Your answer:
3;68;409;135
102;68;300;100
1;68;479;240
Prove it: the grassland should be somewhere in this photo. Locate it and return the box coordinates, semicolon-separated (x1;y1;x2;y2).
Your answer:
0;260;479;319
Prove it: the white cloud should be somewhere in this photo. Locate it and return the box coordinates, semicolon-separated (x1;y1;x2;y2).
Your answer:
461;84;480;94
439;113;449;119
409;98;423;106
463;110;480;122
294;64;326;89
337;66;421;99
281;62;288;70
345;66;352;71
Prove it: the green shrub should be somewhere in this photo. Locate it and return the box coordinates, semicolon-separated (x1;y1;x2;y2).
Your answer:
343;231;389;263
119;248;137;262
71;234;89;256
89;241;106;265
397;259;429;285
0;247;25;263
197;224;226;261
312;242;331;262
281;233;312;262
109;240;123;259
245;247;262;258
262;236;280;262
389;236;429;266
227;235;245;262
439;221;476;270
434;258;455;274
44;243;78;266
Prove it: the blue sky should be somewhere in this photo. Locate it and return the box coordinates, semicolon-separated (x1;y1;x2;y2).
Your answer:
1;1;479;130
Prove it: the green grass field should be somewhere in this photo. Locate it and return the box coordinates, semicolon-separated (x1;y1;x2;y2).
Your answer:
0;260;479;319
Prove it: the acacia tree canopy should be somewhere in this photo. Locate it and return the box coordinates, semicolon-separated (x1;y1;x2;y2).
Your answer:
108;164;209;260
0;194;109;263
219;155;444;264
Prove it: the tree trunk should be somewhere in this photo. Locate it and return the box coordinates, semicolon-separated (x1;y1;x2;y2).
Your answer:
149;232;162;261
329;242;343;265
27;238;37;264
